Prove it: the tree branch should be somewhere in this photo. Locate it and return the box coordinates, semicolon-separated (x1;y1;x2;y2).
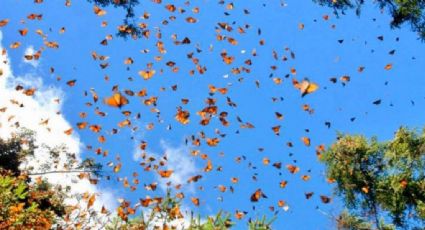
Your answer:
28;169;102;176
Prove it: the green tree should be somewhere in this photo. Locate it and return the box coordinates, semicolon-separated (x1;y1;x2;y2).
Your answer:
107;189;275;229
0;131;68;229
321;127;425;229
0;130;35;175
88;0;141;38
89;0;425;40
0;171;67;229
313;0;425;40
0;130;105;228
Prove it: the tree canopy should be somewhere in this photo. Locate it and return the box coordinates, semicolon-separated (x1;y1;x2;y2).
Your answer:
313;0;425;40
89;0;141;38
322;127;425;229
86;0;425;39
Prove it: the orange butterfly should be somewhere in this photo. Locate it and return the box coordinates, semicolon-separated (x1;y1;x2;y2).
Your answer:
158;170;173;178
104;93;129;108
76;122;87;129
204;160;213;172
186;17;197;23
175;108;190;124
0;19;9;27
113;163;122;173
206;138;220;147
272;125;281;136
66;79;76;87
384;63;393;70
27;14;42;20
138;70;156;80
320;195;331;204
10;42;21;49
165;4;176;12
87;194;96;208
19;28;28;36
191;197;200;206
235;211;246;220
286;164;300;174
250;189;267;202
292;78;319;97
44;41;59;49
222;55;234;65
124;57;134;65
89;125;101;133
93;5;107;16
64;128;73;135
208;85;228;94
302;137;311;147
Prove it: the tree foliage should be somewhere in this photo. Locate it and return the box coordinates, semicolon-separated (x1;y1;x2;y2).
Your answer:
107;189;275;229
88;0;141;38
0;131;103;228
89;0;425;40
313;0;425;40
0;131;35;175
0;171;66;229
322;127;425;229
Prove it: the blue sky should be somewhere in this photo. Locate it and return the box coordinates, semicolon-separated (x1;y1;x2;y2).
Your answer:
1;0;425;229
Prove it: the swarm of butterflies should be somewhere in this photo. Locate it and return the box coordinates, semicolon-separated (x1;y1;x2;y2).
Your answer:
0;0;399;227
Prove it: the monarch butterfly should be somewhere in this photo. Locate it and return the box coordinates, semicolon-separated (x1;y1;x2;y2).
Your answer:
104;92;129;108
191;197;200;206
124;57;134;65
10;42;21;49
272;125;281;136
293;78;319;97
138;70;156;80
206;138;220;146
250;189;267;202
235;211;246;220
64;128;73;135
87;194;96;208
320;195;331;204
222;55;234;64
0;19;9;27
165;4;176;12
44;41;59;49
208;85;228;94
302;136;311;147
204;160;213;172
158;170;173;178
77;122;87;129
19;28;28;36
286;164;300;174
66;79;77;87
186;17;197;23
93;5;107;16
175;108;190;124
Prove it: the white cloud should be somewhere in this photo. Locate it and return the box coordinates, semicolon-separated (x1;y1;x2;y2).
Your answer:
131;137;203;229
22;45;39;67
134;139;199;194
0;31;116;228
158;140;199;193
